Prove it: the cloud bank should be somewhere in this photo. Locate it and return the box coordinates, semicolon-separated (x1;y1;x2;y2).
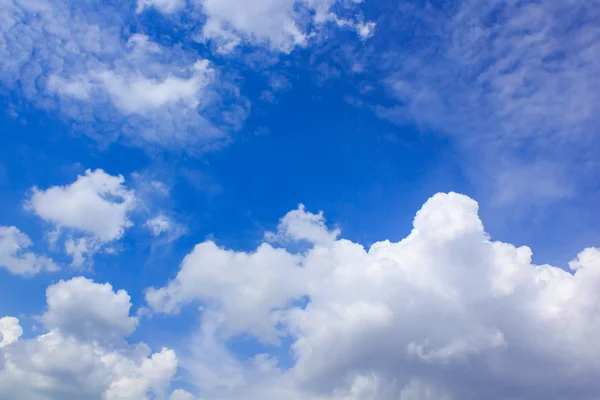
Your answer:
142;192;600;399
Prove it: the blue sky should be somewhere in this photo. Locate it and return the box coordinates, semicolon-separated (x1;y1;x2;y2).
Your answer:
1;0;600;399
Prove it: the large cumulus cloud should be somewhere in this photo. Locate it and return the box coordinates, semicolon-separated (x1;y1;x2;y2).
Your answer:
2;192;599;399
146;192;600;399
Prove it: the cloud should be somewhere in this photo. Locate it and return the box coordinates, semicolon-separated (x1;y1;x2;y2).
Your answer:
0;0;243;150
42;277;139;342
145;215;172;237
0;317;22;348
367;0;600;203
0;278;186;400
195;0;374;53
0;226;58;276
137;0;186;14
26;169;137;266
265;204;340;245
145;241;305;343
146;192;600;399
169;389;196;400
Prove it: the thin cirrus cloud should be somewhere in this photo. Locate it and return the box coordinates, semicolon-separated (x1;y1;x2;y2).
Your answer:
364;0;600;203
143;192;600;399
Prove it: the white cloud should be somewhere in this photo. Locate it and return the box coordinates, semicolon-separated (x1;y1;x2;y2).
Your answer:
42;277;139;342
0;0;242;150
355;21;375;40
26;169;136;266
169;389;196;400
0;226;58;276
265;204;340;245
146;192;600;399
196;0;374;53
0;278;186;400
0;317;22;348
137;0;185;14
145;214;187;246
145;215;172;236
145;241;305;342
51;58;213;117
0;328;179;400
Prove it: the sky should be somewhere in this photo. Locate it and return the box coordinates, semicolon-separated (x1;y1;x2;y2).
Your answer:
1;0;600;399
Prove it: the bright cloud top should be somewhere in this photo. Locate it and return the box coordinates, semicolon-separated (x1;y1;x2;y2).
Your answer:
26;169;137;266
0;317;22;349
42;277;139;342
145;192;600;399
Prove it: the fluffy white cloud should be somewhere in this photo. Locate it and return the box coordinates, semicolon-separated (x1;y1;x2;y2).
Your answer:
147;192;600;399
145;241;305;342
26;169;137;266
48;55;213;117
196;0;373;53
0;278;185;400
0;317;22;348
0;226;58;276
0;0;241;150
42;277;138;341
265;204;340;245
0;329;179;400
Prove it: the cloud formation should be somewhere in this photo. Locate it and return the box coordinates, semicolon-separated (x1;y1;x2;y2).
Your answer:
0;226;58;276
367;0;600;202
0;278;184;400
26;169;137;266
146;192;600;399
0;0;241;150
191;0;374;53
42;277;139;342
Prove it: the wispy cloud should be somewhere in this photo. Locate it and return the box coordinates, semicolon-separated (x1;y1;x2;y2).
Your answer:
363;0;600;203
187;0;374;53
0;0;246;151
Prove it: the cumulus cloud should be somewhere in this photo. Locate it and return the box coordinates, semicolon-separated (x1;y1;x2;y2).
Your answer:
0;226;58;276
0;0;242;150
0;278;186;400
145;241;305;342
26;169;136;266
146;192;600;399
0;317;22;348
42;277;138;342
